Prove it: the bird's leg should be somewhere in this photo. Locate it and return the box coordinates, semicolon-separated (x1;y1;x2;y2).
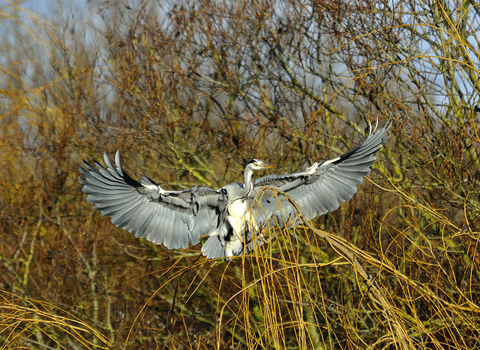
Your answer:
241;220;268;255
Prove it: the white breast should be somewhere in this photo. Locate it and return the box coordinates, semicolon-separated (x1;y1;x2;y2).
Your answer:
226;198;258;238
227;199;249;234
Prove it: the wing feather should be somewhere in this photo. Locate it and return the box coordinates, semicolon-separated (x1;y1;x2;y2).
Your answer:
79;151;224;250
133;211;155;238
253;121;390;227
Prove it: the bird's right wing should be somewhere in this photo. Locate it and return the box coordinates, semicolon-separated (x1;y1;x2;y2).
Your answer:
79;151;226;250
252;121;390;228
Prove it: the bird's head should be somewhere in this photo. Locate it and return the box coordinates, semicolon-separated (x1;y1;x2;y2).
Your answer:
247;159;275;171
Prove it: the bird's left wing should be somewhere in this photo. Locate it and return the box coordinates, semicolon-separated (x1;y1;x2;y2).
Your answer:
252;121;390;228
79;151;226;250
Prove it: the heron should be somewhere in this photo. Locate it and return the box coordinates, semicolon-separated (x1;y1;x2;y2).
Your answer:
79;121;389;259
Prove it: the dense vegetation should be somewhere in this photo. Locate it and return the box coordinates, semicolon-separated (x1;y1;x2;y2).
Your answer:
0;0;479;348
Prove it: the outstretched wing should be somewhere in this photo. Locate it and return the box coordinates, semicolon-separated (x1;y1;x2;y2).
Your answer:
253;121;390;227
79;151;225;250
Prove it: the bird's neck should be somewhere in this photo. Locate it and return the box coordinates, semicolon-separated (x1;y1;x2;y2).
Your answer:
244;168;254;197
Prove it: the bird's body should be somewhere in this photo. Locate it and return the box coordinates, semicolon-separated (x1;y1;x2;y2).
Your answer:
79;121;390;259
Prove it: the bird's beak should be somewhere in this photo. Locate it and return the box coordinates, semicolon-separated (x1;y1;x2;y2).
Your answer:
263;164;275;169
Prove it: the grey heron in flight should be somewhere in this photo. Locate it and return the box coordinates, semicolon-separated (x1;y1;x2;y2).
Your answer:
79;121;389;259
